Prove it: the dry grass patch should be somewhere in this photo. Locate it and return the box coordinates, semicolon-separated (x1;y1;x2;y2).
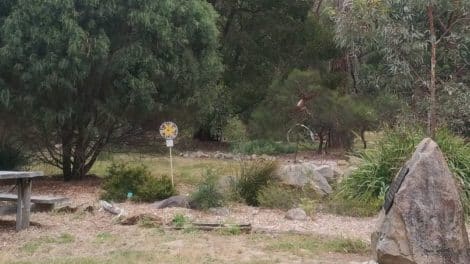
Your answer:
266;234;369;256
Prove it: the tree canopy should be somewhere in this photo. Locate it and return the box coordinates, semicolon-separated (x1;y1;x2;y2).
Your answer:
335;0;470;136
0;0;222;180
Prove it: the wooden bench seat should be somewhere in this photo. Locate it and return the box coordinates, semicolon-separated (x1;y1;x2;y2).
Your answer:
0;193;69;205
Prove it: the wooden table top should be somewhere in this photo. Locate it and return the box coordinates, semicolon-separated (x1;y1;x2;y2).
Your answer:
0;171;44;180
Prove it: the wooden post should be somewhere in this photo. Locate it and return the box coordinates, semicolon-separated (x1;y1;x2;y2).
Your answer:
16;178;32;231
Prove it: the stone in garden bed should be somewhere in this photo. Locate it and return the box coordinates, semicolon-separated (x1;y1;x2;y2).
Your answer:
372;138;470;264
153;195;190;209
285;208;307;221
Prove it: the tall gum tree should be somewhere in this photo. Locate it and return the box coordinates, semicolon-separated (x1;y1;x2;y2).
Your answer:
0;0;222;180
335;0;470;138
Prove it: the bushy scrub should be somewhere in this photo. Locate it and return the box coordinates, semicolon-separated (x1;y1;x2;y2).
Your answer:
230;161;278;206
257;184;299;209
338;127;423;203
232;140;297;155
190;170;224;210
101;163;176;202
337;127;470;214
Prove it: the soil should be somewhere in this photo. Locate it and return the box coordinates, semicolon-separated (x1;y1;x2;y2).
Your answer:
0;175;374;263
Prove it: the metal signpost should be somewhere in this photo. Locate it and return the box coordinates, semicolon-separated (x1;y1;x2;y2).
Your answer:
159;121;178;186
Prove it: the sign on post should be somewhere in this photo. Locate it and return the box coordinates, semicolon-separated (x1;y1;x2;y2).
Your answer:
159;122;178;186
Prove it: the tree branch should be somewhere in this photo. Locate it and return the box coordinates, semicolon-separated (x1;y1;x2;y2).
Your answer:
436;15;470;44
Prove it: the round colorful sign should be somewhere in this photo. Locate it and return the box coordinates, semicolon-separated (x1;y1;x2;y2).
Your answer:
159;122;178;140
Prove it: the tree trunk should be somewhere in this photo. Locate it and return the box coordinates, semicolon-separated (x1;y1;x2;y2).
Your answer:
61;129;73;182
317;130;324;154
360;128;367;149
427;5;437;139
71;129;88;180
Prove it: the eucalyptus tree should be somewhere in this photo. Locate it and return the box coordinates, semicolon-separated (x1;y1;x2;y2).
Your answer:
335;0;470;138
0;0;222;180
207;0;314;121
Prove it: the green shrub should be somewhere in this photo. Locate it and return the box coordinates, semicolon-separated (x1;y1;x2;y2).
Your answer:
299;197;316;217
222;116;247;143
230;161;278;206
257;184;299;209
172;214;190;228
190;170;225;210
337;127;470;215
436;129;470;212
231;140;297;155
338;126;422;203
0;141;28;170
101;163;176;202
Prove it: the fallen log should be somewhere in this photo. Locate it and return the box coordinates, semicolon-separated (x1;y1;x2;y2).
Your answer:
167;222;252;233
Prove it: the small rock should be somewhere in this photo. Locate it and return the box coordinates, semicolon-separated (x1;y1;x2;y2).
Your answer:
260;154;270;160
337;160;349;167
285;208;307;221
223;153;234;159
208;207;230;216
153;195;190;209
214;152;223;159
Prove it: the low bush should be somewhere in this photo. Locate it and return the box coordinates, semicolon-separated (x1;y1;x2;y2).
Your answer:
101;163;176;202
299;197;316;217
231;140;297;155
172;214;190;228
337;126;422;203
336;126;470;215
190;170;225;210
257;184;299;209
230;161;278;206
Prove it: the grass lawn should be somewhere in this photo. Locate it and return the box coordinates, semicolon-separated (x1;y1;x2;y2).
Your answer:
32;152;238;186
1;228;369;264
2;150;375;264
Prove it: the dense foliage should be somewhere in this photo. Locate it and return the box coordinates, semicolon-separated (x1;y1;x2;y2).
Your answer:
101;163;176;202
0;0;467;183
335;0;470;137
189;170;225;210
230;161;278;206
0;0;221;180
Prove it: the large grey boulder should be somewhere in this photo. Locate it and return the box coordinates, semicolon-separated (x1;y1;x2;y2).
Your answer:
278;163;332;196
314;165;335;184
153;195;190;209
371;138;470;264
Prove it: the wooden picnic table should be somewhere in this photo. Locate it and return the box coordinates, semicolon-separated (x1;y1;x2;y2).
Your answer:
0;171;44;231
